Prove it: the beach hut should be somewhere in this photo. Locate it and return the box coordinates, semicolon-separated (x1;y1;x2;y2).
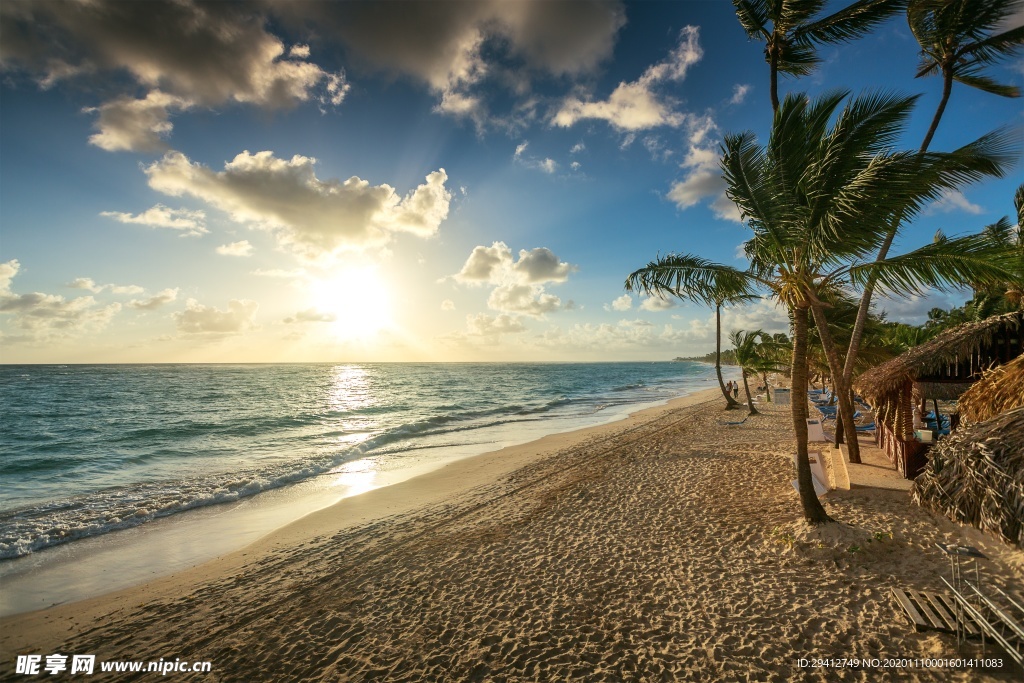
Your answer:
854;311;1023;478
912;406;1024;547
956;353;1024;424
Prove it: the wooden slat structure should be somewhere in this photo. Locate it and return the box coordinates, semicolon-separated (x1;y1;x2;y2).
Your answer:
891;587;978;636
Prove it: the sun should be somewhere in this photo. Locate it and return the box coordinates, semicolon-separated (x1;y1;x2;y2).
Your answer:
306;265;394;340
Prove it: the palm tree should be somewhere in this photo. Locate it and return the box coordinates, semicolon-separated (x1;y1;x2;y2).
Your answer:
627;91;1016;523
730;329;785;415
840;0;1023;445
626;256;757;410
909;0;1024;151
732;0;907;111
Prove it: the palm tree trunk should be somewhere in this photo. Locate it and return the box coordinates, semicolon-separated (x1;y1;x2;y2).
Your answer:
792;307;832;524
716;302;740;409
920;68;954;154
762;372;772;402
769;46;780;113
840;67;955;460
809;303;862;464
742;371;759;415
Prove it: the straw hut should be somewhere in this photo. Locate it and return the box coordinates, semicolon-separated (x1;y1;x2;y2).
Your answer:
957;353;1024;424
912;406;1024;547
855;311;1023;478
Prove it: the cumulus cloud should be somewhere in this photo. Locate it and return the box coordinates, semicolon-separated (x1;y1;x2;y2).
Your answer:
640;296;677;311
101;204;207;237
441;299;456;311
128;288;179;311
1;1;348;149
466;312;527;337
451;242;575;319
67;277;144;295
665;120;742;223
927;189;984;215
84;91;193;153
0;259;121;341
513;142;558;174
216;240;254;257
570;142;586;154
173;298;258;334
537;318;688;352
145;150;452;255
604;294;633;312
274;1;625;126
552;26;702;131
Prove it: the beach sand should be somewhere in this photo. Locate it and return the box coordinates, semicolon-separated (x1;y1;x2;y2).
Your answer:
2;389;1022;681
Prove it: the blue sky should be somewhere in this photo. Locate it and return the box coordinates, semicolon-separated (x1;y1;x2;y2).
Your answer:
1;0;1021;363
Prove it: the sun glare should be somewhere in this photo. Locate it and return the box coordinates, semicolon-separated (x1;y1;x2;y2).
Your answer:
307;266;394;340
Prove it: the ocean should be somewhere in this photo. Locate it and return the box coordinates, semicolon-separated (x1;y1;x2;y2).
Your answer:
0;362;729;563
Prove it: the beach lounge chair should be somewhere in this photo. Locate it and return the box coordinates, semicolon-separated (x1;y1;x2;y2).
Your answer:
718;416;748;426
855;422;876;432
815;405;838;420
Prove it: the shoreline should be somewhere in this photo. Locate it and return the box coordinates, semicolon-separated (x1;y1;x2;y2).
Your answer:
0;383;727;618
3;389;1022;681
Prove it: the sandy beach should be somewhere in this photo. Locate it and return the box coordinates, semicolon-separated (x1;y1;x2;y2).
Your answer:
2;389;1022;681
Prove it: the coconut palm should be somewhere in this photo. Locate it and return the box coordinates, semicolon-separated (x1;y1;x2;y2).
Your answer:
627;91;1016;522
732;0;907;111
730;329;785;415
909;0;1024;151
840;0;1023;443
626;256;757;410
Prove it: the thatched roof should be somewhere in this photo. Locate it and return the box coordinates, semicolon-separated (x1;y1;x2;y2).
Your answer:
856;311;1023;404
958;354;1024;424
912;406;1024;547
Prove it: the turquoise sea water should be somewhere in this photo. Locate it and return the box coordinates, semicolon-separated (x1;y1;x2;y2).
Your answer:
0;362;724;559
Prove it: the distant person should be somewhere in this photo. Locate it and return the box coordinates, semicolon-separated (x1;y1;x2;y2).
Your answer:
733;383;739;399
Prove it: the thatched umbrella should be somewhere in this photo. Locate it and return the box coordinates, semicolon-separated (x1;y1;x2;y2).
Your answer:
957;354;1024;424
912;406;1024;547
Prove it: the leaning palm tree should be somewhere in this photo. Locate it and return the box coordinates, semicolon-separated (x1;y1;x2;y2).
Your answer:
840;0;1023;445
733;0;906;111
730;329;781;415
627;257;758;409
628;91;1016;523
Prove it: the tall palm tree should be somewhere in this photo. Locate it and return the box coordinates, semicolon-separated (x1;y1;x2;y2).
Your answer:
910;0;1024;151
840;0;1023;445
626;257;757;410
627;91;1016;523
733;0;907;111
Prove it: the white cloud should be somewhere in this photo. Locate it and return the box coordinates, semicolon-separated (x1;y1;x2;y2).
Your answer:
216;240;254;257
640;296;677;311
513;142;558;174
875;291;962;325
665;121;742;223
283;308;336;323
487;283;562;317
729;84;750;105
441;299;456;311
570;142;586;154
145;150;452;255
451;242;575;319
604;294;633;311
67;277;144;295
552;26;701;131
0;260;121;341
570;161;581;171
128;288;179;310
453;242;575;285
465;312;527;337
101;204;208;237
289;44;311;59
173;298;258;334
514;141;529;158
927;189;984;215
84;90;193;153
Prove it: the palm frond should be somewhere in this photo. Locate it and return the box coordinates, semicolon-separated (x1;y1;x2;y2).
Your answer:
624;254;760;306
796;0;907;44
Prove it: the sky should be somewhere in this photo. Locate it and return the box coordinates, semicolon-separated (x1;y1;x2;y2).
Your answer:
1;0;1022;363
